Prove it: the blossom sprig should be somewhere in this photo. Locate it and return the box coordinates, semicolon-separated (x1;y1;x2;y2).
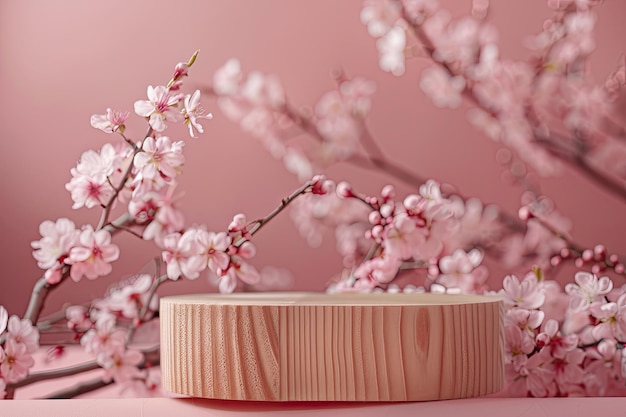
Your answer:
362;0;626;202
499;269;626;397
0;307;40;399
325;179;494;293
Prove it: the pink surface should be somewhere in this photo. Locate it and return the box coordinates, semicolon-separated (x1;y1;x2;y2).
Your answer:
2;397;626;417
1;1;626;317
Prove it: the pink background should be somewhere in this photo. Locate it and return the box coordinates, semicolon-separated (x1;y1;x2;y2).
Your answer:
1;0;625;318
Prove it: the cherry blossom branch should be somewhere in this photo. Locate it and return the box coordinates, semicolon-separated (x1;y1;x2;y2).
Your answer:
96;129;151;231
234;178;316;247
7;361;101;390
396;2;626;203
24;213;135;324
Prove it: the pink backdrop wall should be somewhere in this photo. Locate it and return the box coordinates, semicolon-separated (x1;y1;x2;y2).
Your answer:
1;0;625;318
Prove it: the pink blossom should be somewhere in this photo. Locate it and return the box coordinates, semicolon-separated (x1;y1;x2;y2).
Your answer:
66;226;120;282
6;316;39;354
80;315;125;356
354;256;402;285
536;319;578;359
30;218;80;270
564;271;613;311
106;274;158;320
500;273;545;309
98;347;143;383
90;108;129;133
506;350;556;397
190;230;231;275
161;230;203;280
66;305;93;332
376;26;406;76
134;85;183;132
338;77;376;118
436;249;488;293
240;71;285;109
182;90;213;138
1;339;35;383
423;10;496;67
506;308;545;334
547;348;586;393
65;174;115;210
589;294;626;341
419;66;466;108
73;143;120;184
133;136;185;187
212;59;243;95
65;144;122;209
128;187;185;246
505;324;536;364
384;214;426;260
360;0;401;38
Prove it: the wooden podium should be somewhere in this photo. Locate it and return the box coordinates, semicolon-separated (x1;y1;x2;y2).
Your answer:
160;292;504;401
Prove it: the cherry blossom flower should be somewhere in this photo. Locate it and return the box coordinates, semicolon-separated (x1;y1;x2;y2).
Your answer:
377;26;406;76
354;255;403;285
106;274;158;320
80;315;125;356
161;230;204;280
504;324;536;365
66;226;120;282
360;0;401;38
212;59;243;95
182;90;213;138
134;85;183;132
589;294;626;341
188;230;231;276
98;347;144;383
564;271;613;311
66;305;93;333
133;136;185;187
506;350;556;397
435;249;488;293
30;218;80;271
90;108;129;134
535;319;578;359
419;66;466;108
5;316;39;354
500;273;545;309
1;339;35;384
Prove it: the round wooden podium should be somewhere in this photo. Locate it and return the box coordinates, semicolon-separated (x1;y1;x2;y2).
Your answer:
160;292;504;401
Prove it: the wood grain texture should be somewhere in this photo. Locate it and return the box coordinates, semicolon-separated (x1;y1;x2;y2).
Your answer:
160;292;504;401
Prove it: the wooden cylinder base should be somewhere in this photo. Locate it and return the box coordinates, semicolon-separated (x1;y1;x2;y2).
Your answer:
160;292;504;402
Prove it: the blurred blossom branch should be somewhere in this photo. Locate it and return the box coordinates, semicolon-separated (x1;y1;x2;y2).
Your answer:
2;0;626;401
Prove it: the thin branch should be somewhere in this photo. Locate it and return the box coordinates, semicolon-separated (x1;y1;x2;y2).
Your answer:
236;179;314;247
44;378;113;399
8;361;101;389
96;128;151;231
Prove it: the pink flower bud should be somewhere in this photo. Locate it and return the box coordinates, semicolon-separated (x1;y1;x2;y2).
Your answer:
616;264;625;274
173;63;189;80
381;185;395;201
518;206;533;221
368;211;382;225
582;249;593;262
336;181;353;198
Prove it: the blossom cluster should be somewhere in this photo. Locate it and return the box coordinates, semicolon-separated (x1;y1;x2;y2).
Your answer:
0;308;39;399
2;0;626;401
361;0;626;190
501;271;626;397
